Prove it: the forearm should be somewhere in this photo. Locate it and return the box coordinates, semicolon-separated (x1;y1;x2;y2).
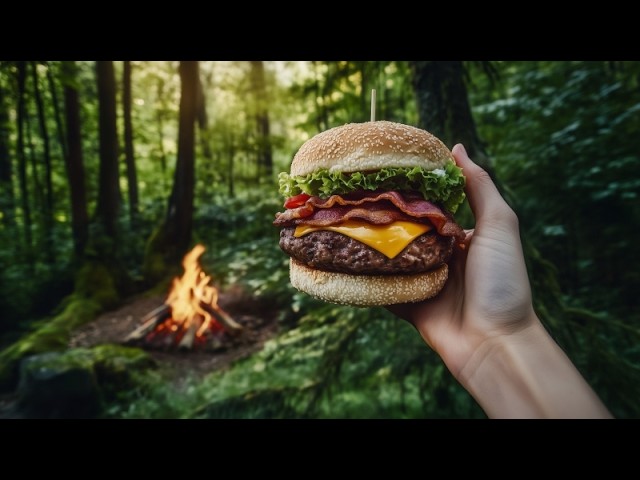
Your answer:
457;319;613;419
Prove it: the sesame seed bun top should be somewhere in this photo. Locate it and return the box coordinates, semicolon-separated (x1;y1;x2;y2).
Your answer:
290;121;453;177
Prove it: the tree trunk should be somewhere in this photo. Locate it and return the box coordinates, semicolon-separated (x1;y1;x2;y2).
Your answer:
61;61;88;256
31;61;54;261
409;61;490;171
196;71;208;130
196;67;213;163
45;62;67;165
73;62;131;302
0;79;15;227
15;62;32;256
122;61;139;229
249;61;273;178
166;61;198;257
95;61;121;238
155;77;168;187
25;107;44;221
143;61;199;284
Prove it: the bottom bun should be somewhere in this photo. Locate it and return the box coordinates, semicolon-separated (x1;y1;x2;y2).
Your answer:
289;258;448;307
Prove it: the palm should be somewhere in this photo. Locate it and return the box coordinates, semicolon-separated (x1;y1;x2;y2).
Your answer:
388;232;472;375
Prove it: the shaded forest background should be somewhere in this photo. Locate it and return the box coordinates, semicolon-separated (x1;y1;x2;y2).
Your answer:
0;61;638;418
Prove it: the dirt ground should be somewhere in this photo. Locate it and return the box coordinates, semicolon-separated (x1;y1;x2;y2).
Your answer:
68;286;280;379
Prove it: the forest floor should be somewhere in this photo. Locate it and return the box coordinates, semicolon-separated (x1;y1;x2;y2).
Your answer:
0;287;280;418
69;288;280;381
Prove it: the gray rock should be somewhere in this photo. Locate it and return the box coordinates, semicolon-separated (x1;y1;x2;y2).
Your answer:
16;352;102;419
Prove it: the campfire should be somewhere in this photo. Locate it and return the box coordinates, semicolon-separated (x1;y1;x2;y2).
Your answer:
125;244;243;351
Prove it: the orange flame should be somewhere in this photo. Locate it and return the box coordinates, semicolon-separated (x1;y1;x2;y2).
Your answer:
165;244;221;337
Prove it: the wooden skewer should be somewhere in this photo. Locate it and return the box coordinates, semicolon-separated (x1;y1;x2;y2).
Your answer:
371;89;376;121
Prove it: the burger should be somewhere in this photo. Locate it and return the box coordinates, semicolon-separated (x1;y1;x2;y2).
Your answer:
273;121;467;307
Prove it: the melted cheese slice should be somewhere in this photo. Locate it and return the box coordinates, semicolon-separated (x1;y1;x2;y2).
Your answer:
294;220;431;259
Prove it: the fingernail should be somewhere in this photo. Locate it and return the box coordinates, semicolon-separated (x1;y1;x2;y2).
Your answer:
454;143;467;156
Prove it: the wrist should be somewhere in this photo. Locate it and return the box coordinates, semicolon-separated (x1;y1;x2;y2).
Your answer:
457;316;612;418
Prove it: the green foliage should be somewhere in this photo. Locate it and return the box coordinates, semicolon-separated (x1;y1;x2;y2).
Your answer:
472;61;640;417
290;61;418;131
195;192;293;304
474;61;640;316
74;261;120;310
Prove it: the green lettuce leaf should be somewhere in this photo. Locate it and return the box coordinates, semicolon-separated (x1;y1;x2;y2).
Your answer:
278;162;466;213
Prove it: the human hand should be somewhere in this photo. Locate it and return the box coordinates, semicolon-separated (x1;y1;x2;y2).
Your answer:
389;144;611;418
388;143;536;379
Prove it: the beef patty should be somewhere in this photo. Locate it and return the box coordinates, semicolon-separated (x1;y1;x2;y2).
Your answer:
279;227;454;275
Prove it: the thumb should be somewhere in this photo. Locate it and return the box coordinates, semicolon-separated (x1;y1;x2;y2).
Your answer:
452;144;510;224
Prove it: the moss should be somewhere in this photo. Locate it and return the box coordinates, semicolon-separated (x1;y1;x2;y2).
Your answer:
0;251;137;392
142;226;169;284
0;296;101;390
22;349;95;372
91;344;155;372
142;224;185;287
75;261;120;310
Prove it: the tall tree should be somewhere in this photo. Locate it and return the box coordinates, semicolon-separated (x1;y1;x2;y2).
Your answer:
249;61;273;178
196;66;213;163
95;61;121;238
155;76;168;184
143;61;199;283
31;61;54;260
166;60;198;257
61;61;88;256
25;106;44;221
409;61;490;171
122;61;139;229
0;73;15;227
15;62;32;256
45;62;68;170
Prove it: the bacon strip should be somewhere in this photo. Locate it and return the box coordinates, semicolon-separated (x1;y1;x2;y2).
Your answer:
274;191;465;242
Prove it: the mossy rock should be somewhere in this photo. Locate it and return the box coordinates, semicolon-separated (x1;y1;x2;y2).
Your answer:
0;296;102;391
0;257;130;392
14;344;155;418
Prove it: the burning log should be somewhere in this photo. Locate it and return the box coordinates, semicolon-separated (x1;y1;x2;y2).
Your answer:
178;323;198;350
199;301;243;335
124;304;171;343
